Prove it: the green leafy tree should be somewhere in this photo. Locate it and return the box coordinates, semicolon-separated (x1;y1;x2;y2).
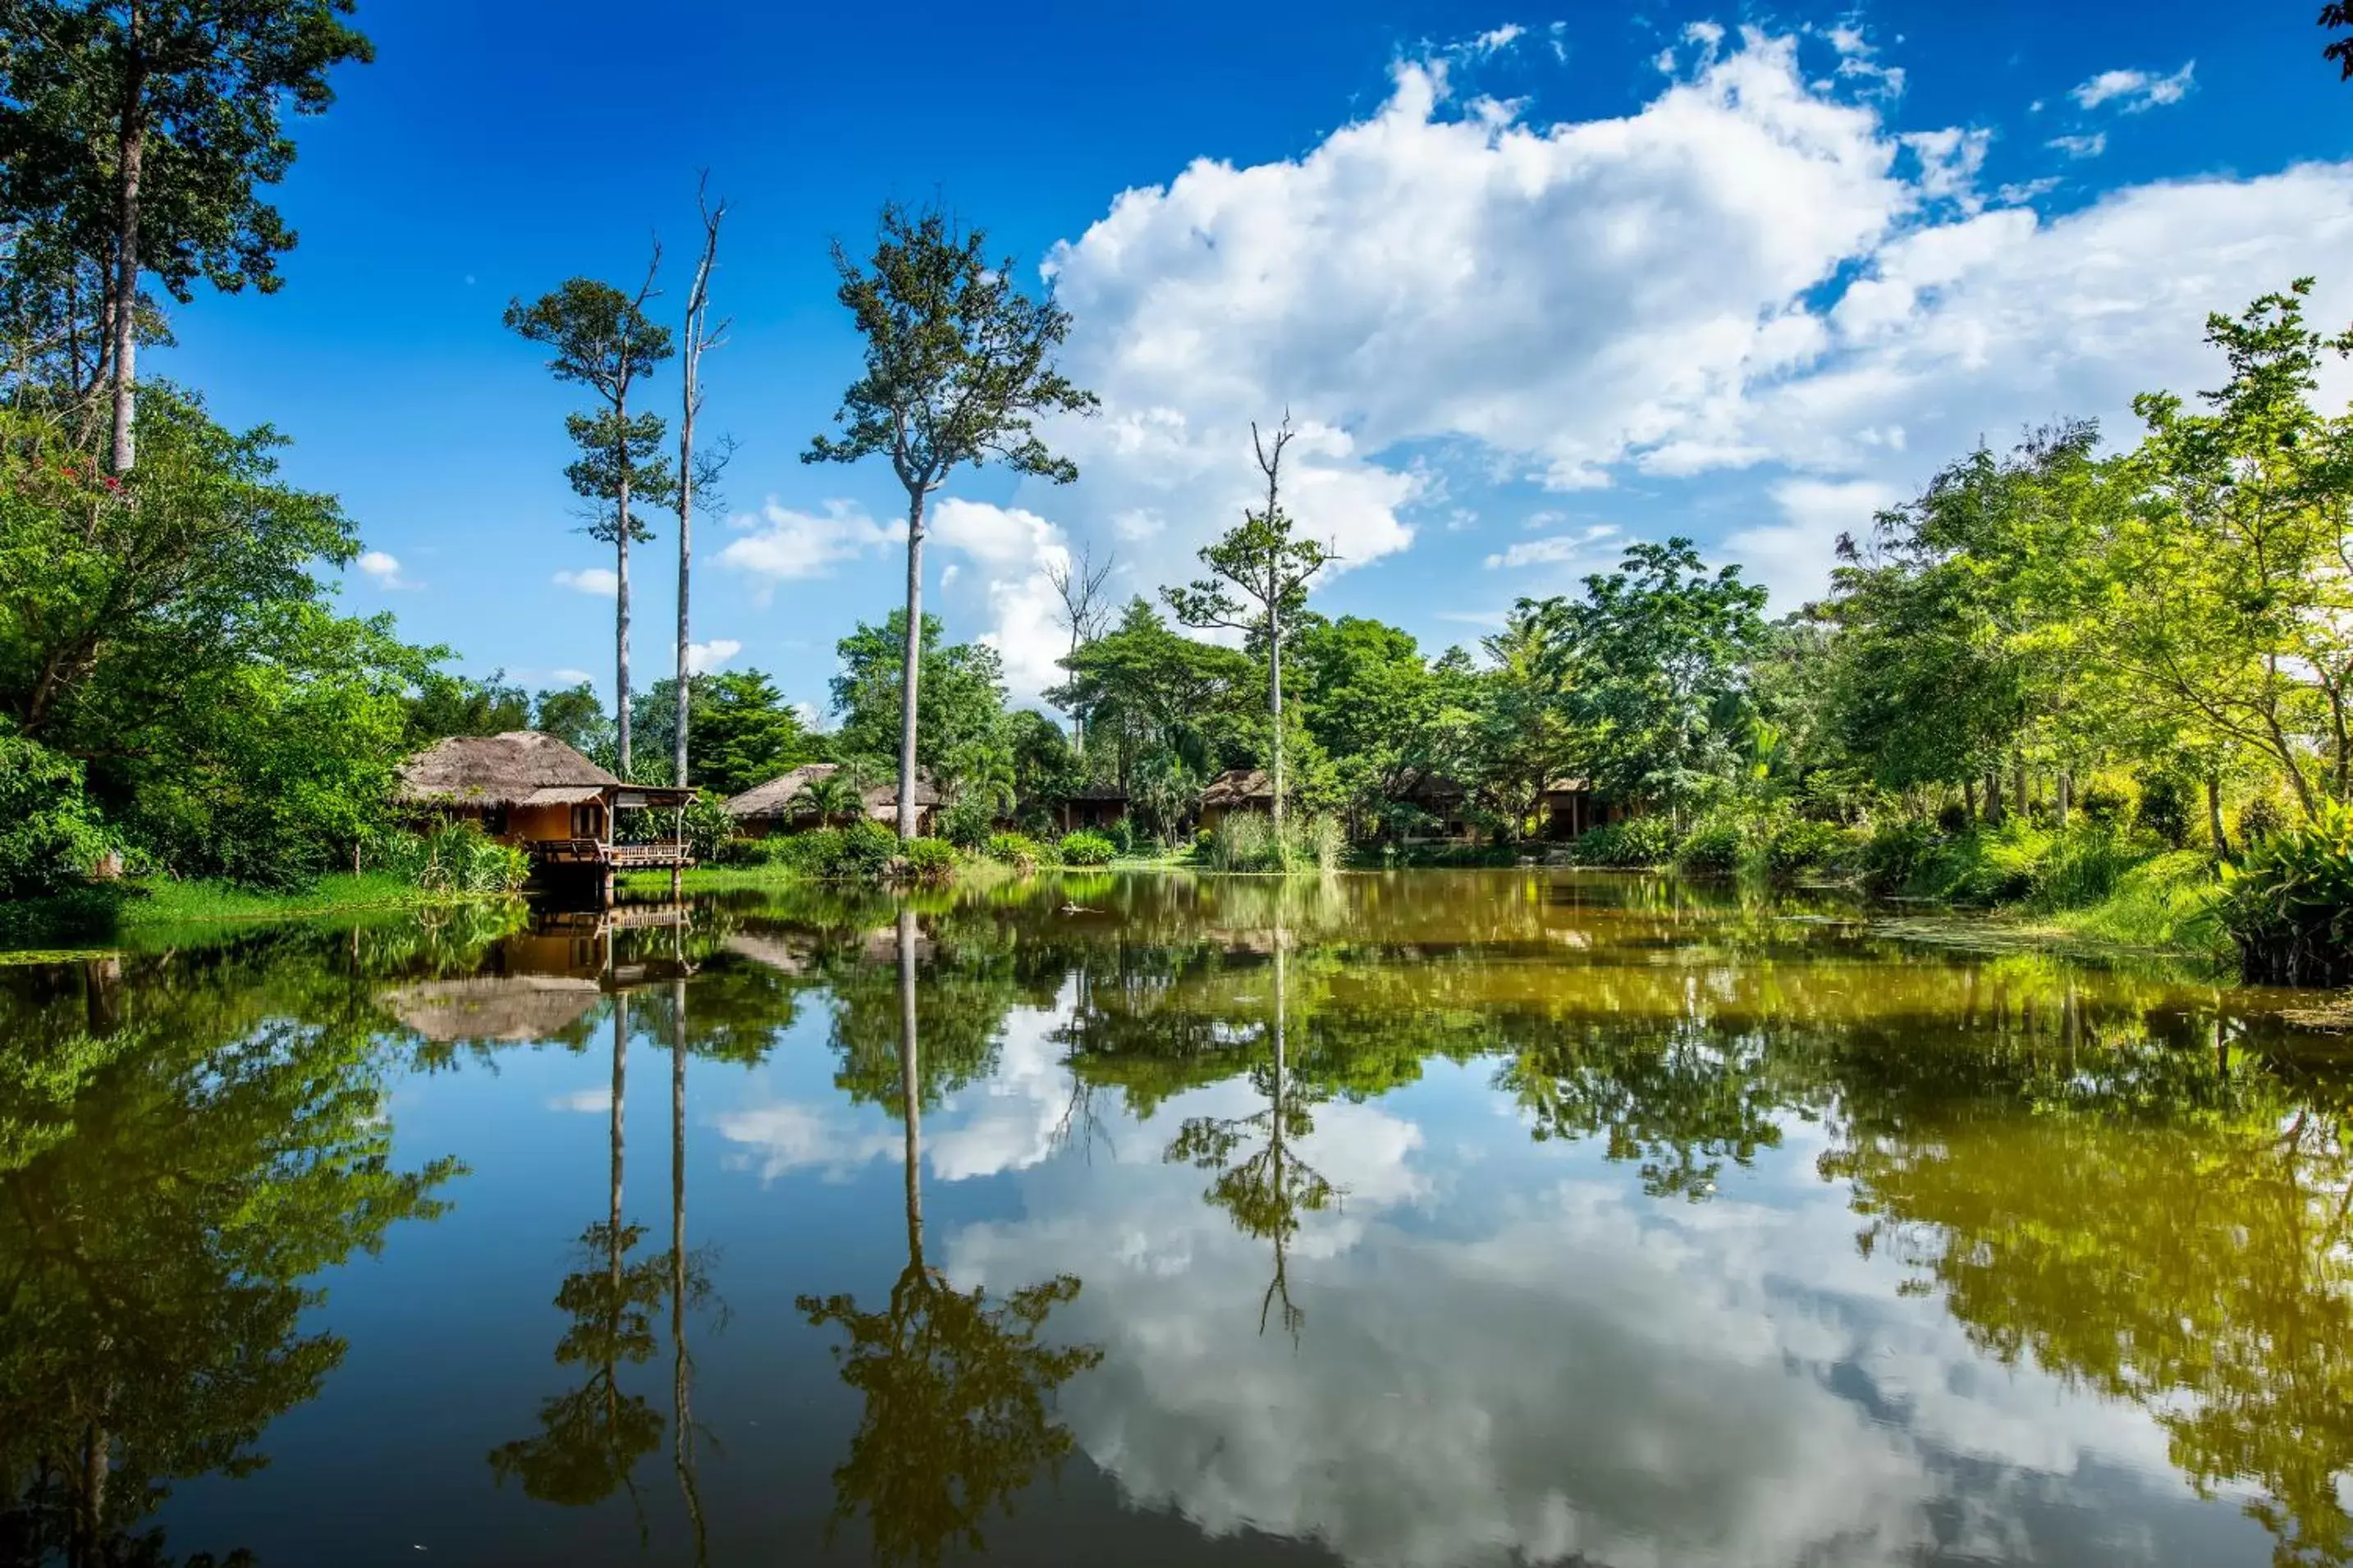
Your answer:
506;265;675;779
2100;281;2353;817
533;681;614;759
0;0;373;470
631;669;821;796
1164;418;1336;830
0;388;433;884
831;611;1009;785
404;667;530;745
1050;598;1255;818
1558;537;1767;821
803;201;1096;836
0;721;114;896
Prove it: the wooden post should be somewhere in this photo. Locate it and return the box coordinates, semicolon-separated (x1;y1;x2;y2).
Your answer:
601;867;616;907
670;866;682;900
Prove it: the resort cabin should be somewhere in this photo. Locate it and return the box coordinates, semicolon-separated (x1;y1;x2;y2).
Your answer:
394;730;694;898
1198;768;1275;834
1055;783;1129;834
1539;778;1623;840
1386;768;1476;840
723;762;942;838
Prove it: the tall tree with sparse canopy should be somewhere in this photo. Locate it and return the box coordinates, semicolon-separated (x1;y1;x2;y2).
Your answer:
0;0;373;472
804;201;1096;836
506;259;674;779
1165;418;1335;830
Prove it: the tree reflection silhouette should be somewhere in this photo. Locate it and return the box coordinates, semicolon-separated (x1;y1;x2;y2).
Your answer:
0;998;454;1565
797;908;1102;1567
488;992;671;1514
1164;937;1337;1340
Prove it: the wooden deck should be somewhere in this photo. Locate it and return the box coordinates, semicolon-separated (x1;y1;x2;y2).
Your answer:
529;838;694;870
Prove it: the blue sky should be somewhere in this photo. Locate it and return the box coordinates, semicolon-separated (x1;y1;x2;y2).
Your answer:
163;0;2353;719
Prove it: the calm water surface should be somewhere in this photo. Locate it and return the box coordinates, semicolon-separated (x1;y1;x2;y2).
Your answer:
4;871;2351;1567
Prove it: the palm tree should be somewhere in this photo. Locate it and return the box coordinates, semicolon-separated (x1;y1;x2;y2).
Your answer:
792;771;865;828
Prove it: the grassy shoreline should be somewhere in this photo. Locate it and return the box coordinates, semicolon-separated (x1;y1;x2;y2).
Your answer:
0;873;520;955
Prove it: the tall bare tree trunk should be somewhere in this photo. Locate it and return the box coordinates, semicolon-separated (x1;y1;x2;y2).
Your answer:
674;420;691;790
616;416;634;779
108;7;147;475
896;491;927;839
672;189;724;794
2056;769;2071;830
1269;608;1284;833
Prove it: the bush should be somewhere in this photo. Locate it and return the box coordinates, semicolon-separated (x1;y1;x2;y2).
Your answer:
2136;773;2190;847
895;837;959;884
681;793;736;862
1673;817;1746;875
939;796;997;850
2241;794;2287;844
1860;818;1942;894
2079;778;2132;828
983;831;1044;871
1059;830;1117;866
1568;816;1674;867
2217;801;2353;985
822;820;900;882
370;821;529;894
0;726;117;899
1763;816;1855;880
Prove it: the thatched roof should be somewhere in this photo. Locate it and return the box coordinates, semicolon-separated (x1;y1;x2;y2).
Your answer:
725;762;941;821
1202;768;1275;807
381;976;602;1042
1389;767;1468;804
396;732;620;807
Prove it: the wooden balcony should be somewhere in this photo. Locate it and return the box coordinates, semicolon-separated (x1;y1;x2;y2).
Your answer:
529;838;694;871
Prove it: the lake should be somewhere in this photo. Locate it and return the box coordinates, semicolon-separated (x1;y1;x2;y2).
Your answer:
3;869;2350;1567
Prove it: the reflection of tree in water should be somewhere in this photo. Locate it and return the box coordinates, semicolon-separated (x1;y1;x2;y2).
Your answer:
488;987;714;1527
0;982;455;1566
1821;1019;2353;1568
1497;1018;1792;1199
798;910;1101;1567
1164;939;1337;1339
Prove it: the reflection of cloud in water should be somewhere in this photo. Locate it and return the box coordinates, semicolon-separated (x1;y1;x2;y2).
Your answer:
711;1101;900;1182
950;1067;2214;1568
544;1087;611;1114
712;1001;1096;1186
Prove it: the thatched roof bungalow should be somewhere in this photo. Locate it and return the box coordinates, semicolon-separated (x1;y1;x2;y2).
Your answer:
395;731;693;878
723;762;941;837
1199;768;1275;833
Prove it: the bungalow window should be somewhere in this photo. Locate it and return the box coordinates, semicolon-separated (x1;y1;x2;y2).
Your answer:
571;802;603;839
482;803;510;836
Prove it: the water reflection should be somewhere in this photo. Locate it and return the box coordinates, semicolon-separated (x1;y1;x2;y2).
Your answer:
795;909;1103;1566
0;872;2348;1566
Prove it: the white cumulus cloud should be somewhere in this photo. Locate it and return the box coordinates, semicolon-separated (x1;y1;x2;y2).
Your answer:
2070;62;2195;113
553;566;618;597
355;550;415;589
686;638;742;674
716;499;903;597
